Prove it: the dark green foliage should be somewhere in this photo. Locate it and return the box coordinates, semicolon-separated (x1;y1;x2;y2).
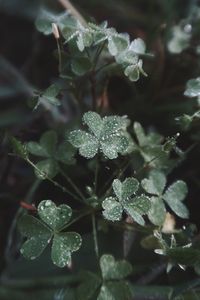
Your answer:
2;1;200;299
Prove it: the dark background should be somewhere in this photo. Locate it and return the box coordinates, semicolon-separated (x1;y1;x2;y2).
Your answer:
0;0;200;298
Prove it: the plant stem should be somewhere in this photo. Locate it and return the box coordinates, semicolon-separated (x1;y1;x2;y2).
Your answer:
5;179;41;264
90;71;97;111
93;41;107;69
60;208;94;231
59;167;86;202
56;39;62;74
90;41;107;111
27;159;81;201
111;221;152;234
94;157;99;193
101;159;131;198
92;213;99;259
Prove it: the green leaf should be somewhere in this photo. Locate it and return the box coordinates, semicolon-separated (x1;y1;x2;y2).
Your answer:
11;137;28;159
124;203;145;226
124;65;140;82
130;195;151;214
83;111;103;138
55;142;76;165
27;141;47;157
18;215;52;260
76;271;101;300
130;38;146;55
100;136;129;159
112;178;139;202
36;10;70;35
60;17;79;40
76;31;93;52
167;25;190;54
35;159;59;179
163;181;188;202
27;130;57;158
71;57;92;76
69;112;130;159
98;281;132;300
184;77;200;97
108;34;129;56
148;197;166;226
164;197;189;219
176;114;193;130
38;200;72;231
18;200;82;268
40;130;58;156
141;171;166;196
41;84;61;106
102;197;123;221
102;116;130;136
100;254;132;280
133;122;146;146
163;181;189;219
166;247;200;266
69;130;99;159
51;232;82;267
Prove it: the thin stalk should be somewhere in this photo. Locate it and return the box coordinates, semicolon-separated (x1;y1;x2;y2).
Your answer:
1;274;81;289
27;159;81;201
95;61;115;75
59;167;86;202
56;39;62;74
92;213;99;258
93;41;107;69
111;221;152;234
60;208;94;231
90;71;97;111
100;159;131;198
89;41;107;111
134;154;162;176
94;158;99;193
5;179;41;264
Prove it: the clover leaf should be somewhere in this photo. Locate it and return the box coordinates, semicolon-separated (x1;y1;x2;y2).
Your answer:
62;21;93;52
141;170;189;226
154;232;200;273
77;254;132;300
18;200;82;267
133;122;175;170
167;25;191;54
27;130;75;179
184;77;200;98
36;9;75;36
68;111;130;159
102;177;151;226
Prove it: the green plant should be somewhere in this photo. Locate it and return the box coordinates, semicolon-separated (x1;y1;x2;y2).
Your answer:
4;2;200;300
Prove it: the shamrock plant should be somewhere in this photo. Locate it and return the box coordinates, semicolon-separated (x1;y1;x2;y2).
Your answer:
132;122;175;170
27;130;75;179
36;11;147;82
177;77;200;130
141;170;189;225
77;254;133;300
6;4;200;300
69;111;131;159
102;177;151;225
18;200;82;267
154;231;200;273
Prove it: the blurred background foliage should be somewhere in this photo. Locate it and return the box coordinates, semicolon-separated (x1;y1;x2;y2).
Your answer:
1;0;200;299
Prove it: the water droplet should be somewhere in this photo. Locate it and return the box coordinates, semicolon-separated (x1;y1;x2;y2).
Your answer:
184;24;192;33
45;200;52;207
